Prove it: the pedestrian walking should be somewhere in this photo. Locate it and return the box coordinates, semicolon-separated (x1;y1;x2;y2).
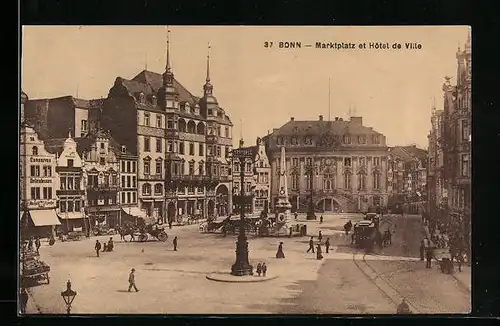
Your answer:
19;288;29;314
307;237;315;253
262;262;267;277
256;262;262;276
419;239;425;261
425;247;433;269
318;231;323;243
35;237;41;254
276;242;285;259
320;215;323;224
316;244;323;260
108;237;114;252
289;227;293;238
397;298;411;314
294;212;298;220
95;240;102;257
168;220;172;230
325;237;330;253
173;236;178;251
128;268;139;292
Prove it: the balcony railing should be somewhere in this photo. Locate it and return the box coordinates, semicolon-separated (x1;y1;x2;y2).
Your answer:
165;130;179;138
206;135;219;143
142;174;164;180
87;184;120;191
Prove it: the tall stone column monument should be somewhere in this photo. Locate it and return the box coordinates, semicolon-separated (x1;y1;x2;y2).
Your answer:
274;146;292;234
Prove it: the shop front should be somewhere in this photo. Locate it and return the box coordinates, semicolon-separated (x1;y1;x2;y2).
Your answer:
20;208;61;239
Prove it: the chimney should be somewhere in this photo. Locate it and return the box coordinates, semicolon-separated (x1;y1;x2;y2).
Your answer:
290;117;295;121
319;115;323;121
239;138;244;147
350;117;363;126
335;117;339;121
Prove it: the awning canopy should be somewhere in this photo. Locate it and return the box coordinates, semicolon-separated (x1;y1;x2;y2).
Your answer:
57;211;84;220
122;207;155;225
29;209;61;226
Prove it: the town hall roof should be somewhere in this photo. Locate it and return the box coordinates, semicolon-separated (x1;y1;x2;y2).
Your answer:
272;119;383;136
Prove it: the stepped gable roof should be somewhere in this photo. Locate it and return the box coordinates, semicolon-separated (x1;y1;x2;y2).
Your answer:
130;70;200;105
272;120;382;136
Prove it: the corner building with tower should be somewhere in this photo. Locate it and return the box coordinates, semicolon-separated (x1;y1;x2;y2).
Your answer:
101;33;233;223
264;115;389;214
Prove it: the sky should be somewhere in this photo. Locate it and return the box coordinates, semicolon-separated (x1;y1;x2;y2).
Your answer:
21;26;470;149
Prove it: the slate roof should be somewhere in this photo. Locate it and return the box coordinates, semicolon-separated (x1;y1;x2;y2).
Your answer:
123;70;200;105
44;138;67;154
272;120;382;136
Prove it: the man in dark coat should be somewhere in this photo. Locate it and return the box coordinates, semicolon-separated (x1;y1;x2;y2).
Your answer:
307;237;315;253
95;240;102;257
420;239;425;261
173;236;178;251
325;237;330;253
276;242;285;258
397;298;411;314
425;245;433;269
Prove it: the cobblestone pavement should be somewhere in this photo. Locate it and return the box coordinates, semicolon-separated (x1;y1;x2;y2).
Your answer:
24;213;470;314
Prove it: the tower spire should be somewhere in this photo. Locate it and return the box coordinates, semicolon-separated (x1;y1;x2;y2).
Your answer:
206;42;211;82
328;77;331;121
166;27;172;72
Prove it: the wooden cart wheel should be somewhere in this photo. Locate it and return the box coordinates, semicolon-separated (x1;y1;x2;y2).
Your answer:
138;233;148;242
157;231;168;242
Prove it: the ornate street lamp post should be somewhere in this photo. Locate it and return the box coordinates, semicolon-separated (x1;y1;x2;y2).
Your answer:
227;144;260;276
60;280;77;315
305;164;316;220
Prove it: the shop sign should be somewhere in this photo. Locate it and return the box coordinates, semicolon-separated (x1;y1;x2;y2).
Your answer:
28;200;56;208
30;178;53;184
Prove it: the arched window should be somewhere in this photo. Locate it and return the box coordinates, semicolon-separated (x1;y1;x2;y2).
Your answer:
197;122;206;135
344;172;351;189
142;183;151;195
154;183;163;195
187;121;196;133
178;119;186;132
373;171;381;190
32;146;38;156
358;172;366;190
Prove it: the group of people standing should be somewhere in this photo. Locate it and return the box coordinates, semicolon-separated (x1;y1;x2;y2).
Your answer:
94;237;114;257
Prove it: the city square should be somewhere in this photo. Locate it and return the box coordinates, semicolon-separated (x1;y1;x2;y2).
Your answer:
25;213;470;314
20;26;471;315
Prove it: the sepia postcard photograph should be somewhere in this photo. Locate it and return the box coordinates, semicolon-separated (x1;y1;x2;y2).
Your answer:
19;25;471;315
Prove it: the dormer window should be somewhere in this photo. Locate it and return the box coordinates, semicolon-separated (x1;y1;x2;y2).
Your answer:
194;105;200;115
208;109;213;116
277;137;284;145
372;135;380;144
151;95;157;106
139;92;145;104
358;135;366;144
343;135;351;144
185;103;191;114
291;137;298;145
293;127;299;133
304;136;312;145
121;145;126;153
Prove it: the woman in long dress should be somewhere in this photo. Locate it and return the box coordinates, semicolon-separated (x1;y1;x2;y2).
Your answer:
276;242;285;259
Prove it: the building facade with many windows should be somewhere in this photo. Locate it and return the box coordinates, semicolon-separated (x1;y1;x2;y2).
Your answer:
427;106;447;218
20;121;60;235
441;35;471;257
115;144;143;220
78;130;121;228
265;115;388;213
101;35;233;223
45;133;86;232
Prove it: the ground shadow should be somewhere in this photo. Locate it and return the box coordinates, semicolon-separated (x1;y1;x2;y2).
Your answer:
115;289;130;293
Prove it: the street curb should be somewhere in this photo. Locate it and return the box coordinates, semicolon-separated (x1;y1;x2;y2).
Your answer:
206;274;278;283
25;289;43;314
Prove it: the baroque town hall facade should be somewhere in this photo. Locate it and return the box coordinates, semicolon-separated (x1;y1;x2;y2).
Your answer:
265;115;388;213
101;36;233;223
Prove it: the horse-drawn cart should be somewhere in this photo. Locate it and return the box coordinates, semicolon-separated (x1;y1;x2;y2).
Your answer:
434;248;454;274
118;218;168;242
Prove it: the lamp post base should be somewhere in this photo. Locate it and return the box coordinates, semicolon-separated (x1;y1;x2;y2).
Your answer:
230;236;253;276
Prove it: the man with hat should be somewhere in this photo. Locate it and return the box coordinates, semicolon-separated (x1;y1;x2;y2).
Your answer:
128;268;139;292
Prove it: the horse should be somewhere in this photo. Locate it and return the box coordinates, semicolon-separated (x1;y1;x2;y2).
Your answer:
117;223;137;242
